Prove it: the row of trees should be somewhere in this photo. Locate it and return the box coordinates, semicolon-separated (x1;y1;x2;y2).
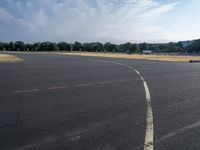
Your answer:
0;41;142;53
0;40;199;53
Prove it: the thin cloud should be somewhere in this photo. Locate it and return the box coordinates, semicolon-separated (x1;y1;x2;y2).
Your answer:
0;0;181;43
0;7;14;24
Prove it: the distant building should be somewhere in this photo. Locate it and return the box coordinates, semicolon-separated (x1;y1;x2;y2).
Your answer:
142;50;152;54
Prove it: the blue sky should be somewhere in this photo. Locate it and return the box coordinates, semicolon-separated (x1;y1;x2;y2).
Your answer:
0;0;200;43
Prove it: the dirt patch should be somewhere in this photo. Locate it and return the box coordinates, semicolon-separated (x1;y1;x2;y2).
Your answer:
0;54;22;63
63;52;200;62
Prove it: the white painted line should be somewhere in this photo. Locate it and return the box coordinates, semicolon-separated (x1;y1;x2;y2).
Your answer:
97;59;154;150
14;89;38;94
97;81;115;85
135;70;140;75
139;67;157;71
97;60;124;66
70;135;81;142
131;68;154;150
148;72;200;80
48;86;67;90
97;79;134;85
143;82;151;99
156;119;200;144
143;81;154;150
140;76;145;81
76;83;94;87
117;79;131;82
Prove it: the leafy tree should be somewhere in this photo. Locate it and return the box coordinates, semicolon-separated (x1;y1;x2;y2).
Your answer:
104;42;114;52
9;42;15;51
3;43;9;51
57;42;71;51
97;42;104;52
83;43;93;52
119;43;138;53
49;43;59;51
132;44;139;53
74;41;82;51
110;43;118;53
139;43;148;51
178;42;183;49
38;42;48;51
38;42;59;51
104;42;110;52
15;41;25;51
70;44;73;51
0;42;3;50
189;40;200;53
25;43;33;51
33;43;40;51
93;44;100;52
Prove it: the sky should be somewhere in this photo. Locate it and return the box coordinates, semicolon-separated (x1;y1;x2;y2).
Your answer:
0;0;200;43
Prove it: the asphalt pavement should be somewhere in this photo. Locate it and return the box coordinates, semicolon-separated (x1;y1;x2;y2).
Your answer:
1;52;200;150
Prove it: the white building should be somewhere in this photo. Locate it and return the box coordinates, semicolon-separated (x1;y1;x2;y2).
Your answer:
142;50;152;54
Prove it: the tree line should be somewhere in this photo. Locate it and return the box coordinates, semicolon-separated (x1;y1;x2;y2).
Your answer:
0;40;200;53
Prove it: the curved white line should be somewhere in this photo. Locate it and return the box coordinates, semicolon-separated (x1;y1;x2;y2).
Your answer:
131;67;154;150
97;60;154;150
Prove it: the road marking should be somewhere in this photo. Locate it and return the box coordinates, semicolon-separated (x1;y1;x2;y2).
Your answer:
14;89;38;94
48;86;67;90
139;67;157;71
96;60;124;66
13;79;135;94
148;72;200;81
97;81;116;85
76;83;94;87
156;120;200;144
135;70;140;75
143;82;153;150
76;80;131;87
117;79;132;82
143;82;150;99
130;67;154;150
98;60;154;150
70;135;81;142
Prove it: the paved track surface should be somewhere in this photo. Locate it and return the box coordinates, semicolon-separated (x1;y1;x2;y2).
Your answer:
1;52;200;150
